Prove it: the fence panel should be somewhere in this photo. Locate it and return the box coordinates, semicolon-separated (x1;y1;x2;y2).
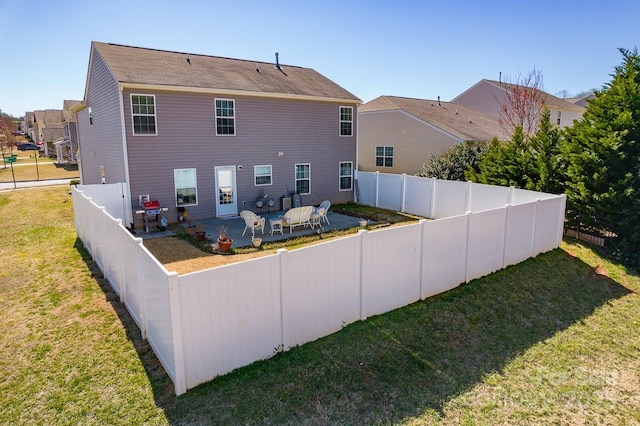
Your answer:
403;175;432;218
511;187;557;204
376;173;403;211
356;172;377;206
138;244;175;385
422;214;469;298
178;256;283;390
77;183;127;221
504;203;536;266
468;183;511;212
361;225;422;318
533;197;565;255
432;180;468;219
102;211;127;297
282;236;362;348
466;207;508;281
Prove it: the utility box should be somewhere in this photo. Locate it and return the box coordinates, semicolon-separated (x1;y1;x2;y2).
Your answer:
281;196;291;211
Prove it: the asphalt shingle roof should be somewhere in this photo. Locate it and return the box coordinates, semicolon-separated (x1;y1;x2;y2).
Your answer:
360;95;510;142
92;42;360;102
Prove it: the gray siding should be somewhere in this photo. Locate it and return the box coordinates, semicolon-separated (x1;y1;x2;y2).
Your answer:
123;91;356;220
77;47;126;185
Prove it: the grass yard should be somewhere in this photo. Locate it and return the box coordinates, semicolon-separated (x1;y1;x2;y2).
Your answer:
0;153;79;182
1;185;639;425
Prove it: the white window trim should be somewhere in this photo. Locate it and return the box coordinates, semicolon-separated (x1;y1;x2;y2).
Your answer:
376;146;394;168
339;161;353;191
254;164;273;186
339;106;353;137
174;168;198;207
295;163;311;195
215;98;236;136
130;94;158;136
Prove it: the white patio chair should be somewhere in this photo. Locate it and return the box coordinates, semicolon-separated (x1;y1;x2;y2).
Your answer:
316;200;331;224
240;210;265;237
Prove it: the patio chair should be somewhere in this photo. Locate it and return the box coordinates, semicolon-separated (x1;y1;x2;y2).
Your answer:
240;210;265;237
316;200;331;225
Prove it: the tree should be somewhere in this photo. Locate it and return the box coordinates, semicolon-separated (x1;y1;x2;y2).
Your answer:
0;115;18;162
469;110;564;193
498;69;547;136
562;47;640;264
417;142;489;181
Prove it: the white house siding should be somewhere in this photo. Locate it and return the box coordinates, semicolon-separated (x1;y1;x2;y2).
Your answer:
358;110;460;175
123;91;356;221
77;48;127;185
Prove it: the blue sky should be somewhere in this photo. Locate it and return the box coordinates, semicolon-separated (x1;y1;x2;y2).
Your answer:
1;0;639;118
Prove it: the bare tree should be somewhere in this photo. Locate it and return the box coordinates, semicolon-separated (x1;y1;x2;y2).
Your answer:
498;69;546;136
0;116;18;169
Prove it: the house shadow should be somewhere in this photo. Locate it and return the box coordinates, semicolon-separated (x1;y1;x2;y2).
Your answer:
77;238;634;423
53;163;79;171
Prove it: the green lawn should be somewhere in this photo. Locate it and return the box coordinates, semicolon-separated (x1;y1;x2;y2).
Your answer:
1;185;639;425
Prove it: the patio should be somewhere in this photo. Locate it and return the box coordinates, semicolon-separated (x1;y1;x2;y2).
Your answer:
138;209;367;247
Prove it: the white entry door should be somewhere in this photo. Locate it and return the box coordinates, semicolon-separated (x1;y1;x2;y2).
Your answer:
215;166;238;217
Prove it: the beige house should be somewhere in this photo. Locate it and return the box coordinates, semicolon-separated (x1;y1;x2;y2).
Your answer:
452;79;585;128
358;95;509;175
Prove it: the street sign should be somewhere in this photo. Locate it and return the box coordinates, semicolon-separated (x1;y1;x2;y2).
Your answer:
3;156;17;163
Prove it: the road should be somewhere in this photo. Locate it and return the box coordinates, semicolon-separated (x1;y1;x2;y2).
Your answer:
0;178;75;191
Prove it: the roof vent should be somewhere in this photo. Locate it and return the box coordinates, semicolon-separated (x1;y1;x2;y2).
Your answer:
437;96;442;107
274;52;287;76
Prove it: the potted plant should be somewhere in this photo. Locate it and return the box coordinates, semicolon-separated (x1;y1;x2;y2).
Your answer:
194;223;206;240
217;225;233;253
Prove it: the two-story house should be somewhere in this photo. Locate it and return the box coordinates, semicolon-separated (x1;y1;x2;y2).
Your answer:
451;79;585;129
75;42;360;226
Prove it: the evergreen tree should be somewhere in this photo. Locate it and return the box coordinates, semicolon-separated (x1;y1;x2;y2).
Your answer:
562;47;640;264
469;110;564;193
417;142;488;181
469;126;535;189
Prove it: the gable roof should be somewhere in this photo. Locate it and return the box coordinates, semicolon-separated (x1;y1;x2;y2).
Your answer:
462;79;585;112
360;95;510;142
89;42;360;103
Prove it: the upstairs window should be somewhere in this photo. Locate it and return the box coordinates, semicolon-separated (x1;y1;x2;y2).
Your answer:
339;161;353;191
557;110;562;125
215;99;235;135
254;165;272;186
340;106;353;136
131;94;157;135
295;163;310;195
376;146;394;167
88;107;93;125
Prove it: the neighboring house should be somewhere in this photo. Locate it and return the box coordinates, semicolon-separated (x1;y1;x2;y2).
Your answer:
32;109;64;157
452;79;585;129
566;92;596;108
54;100;82;163
75;41;360;226
358;95;509;175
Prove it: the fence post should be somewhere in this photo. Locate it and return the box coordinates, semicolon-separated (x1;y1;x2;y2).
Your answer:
556;194;567;248
357;229;367;320
277;248;289;350
502;204;510;269
375;171;380;208
466;181;473;212
418;219;427;298
168;272;187;395
401;173;407;213
430;178;437;219
464;211;472;283
531;199;541;257
135;238;148;340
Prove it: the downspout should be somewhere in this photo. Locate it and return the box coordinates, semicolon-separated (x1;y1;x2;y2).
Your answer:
118;85;134;227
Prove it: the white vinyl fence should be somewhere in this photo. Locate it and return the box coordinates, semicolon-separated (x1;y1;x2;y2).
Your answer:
72;173;565;395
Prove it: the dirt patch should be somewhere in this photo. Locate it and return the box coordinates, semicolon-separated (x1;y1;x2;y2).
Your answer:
143;237;275;275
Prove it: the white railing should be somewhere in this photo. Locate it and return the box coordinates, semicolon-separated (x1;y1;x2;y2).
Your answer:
72;174;566;395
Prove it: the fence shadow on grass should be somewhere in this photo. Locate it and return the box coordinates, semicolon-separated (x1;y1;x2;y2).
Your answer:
78;236;633;424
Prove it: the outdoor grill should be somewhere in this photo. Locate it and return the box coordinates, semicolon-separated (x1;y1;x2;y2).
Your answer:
136;200;168;233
